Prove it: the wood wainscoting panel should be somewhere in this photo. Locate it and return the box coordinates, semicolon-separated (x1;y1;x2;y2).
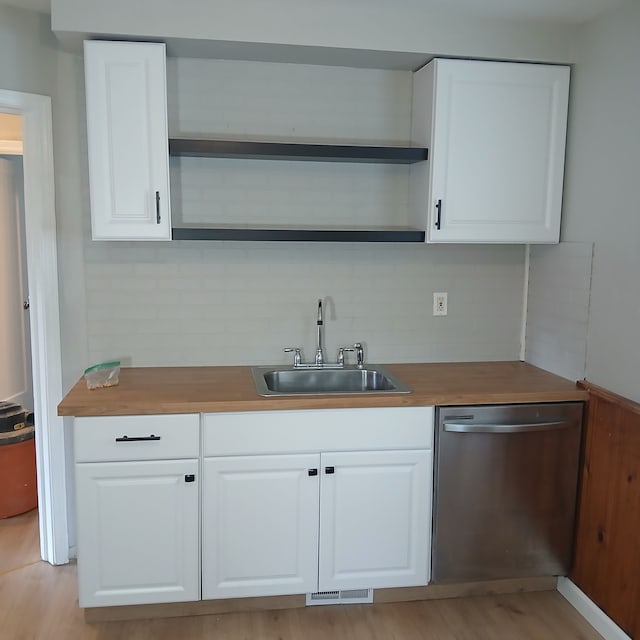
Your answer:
571;381;640;638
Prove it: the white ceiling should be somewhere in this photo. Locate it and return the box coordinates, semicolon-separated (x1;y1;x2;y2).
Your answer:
0;0;627;23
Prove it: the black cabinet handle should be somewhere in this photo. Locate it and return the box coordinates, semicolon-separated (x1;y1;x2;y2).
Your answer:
325;466;335;474
308;468;318;476
435;199;442;230
185;474;195;483
115;434;161;442
155;191;161;224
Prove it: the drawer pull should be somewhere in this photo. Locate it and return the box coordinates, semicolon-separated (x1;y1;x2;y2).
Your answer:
325;466;335;474
185;474;195;483
115;434;161;442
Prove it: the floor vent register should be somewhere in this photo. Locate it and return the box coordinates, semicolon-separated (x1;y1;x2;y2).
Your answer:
306;589;373;606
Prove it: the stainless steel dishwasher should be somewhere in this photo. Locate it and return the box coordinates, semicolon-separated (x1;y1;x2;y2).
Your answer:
431;402;583;583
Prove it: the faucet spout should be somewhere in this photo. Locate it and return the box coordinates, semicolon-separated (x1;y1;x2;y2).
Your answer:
315;299;324;366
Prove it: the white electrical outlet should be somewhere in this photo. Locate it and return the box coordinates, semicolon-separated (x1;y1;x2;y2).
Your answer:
433;292;448;316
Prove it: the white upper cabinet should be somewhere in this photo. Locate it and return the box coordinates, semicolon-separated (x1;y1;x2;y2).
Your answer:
84;40;172;240
410;58;570;243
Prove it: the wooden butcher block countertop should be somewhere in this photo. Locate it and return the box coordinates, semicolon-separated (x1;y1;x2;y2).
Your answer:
57;361;587;417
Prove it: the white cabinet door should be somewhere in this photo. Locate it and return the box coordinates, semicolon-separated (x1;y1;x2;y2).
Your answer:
318;449;432;591
411;59;569;244
202;454;320;599
84;40;171;240
75;459;199;607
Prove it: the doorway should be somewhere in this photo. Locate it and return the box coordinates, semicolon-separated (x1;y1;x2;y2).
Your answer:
0;115;33;413
0;90;67;566
0;113;37;545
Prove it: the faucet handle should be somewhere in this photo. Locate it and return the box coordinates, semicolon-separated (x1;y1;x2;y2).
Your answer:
284;347;303;367
353;342;365;368
337;346;355;366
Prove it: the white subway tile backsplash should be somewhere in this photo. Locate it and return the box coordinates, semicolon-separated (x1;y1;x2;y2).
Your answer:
85;243;525;367
525;242;593;382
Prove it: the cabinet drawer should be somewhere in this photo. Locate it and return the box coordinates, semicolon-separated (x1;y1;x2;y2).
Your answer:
74;414;199;462
203;407;433;456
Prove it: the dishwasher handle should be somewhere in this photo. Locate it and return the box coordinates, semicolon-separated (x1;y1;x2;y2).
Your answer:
443;420;577;434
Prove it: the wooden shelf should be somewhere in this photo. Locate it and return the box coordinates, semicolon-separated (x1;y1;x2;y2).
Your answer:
169;138;428;164
171;225;426;243
169;138;428;242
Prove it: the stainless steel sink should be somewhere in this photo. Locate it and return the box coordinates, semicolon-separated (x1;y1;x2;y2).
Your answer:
251;365;411;396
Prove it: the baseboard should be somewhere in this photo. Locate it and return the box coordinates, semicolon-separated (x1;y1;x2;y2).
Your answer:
557;577;631;640
84;594;306;623
84;576;556;623
375;576;555;604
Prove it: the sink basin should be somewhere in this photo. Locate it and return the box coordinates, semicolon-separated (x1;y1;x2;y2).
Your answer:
251;365;411;396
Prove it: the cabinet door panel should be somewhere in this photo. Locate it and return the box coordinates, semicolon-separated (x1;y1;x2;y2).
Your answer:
319;449;431;591
421;59;569;243
203;454;320;599
84;40;171;240
75;459;199;607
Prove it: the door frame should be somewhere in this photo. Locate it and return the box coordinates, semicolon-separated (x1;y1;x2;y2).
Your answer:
0;89;68;565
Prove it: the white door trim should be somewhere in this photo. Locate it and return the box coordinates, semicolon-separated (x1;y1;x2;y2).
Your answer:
0;89;68;565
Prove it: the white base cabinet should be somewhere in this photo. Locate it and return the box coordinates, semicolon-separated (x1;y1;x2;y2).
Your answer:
73;414;200;608
202;454;320;599
73;407;434;607
202;407;434;599
318;449;432;592
75;459;200;607
410;58;570;244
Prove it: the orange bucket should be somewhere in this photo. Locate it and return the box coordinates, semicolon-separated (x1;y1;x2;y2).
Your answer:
0;426;37;518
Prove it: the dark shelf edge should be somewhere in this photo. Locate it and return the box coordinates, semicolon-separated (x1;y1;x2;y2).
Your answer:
172;227;426;243
169;139;428;164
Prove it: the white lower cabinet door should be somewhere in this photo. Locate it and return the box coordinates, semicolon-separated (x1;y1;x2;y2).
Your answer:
75;459;200;607
202;454;320;599
318;449;432;591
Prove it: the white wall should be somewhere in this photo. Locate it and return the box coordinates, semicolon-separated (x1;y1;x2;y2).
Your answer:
51;0;580;65
0;6;56;94
559;0;640;402
51;50;90;391
84;58;525;368
0;5;89;392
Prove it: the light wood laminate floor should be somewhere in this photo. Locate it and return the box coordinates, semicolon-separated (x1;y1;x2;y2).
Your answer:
0;510;603;640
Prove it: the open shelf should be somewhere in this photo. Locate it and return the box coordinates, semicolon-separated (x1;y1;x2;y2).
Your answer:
171;225;426;243
169;138;428;164
169;138;428;242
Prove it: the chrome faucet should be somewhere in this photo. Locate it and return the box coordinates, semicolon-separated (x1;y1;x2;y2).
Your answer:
282;299;365;369
315;299;324;366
